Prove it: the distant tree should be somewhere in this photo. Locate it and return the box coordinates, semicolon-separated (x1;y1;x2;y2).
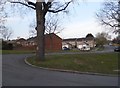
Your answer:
2;40;13;50
0;0;8;40
0;32;1;50
95;32;111;47
45;15;64;34
96;0;120;34
8;0;75;60
29;29;36;38
112;35;120;44
0;0;7;25
29;15;64;37
0;27;13;40
2;40;8;50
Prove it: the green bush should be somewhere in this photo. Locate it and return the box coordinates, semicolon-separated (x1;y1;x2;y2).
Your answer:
2;40;13;50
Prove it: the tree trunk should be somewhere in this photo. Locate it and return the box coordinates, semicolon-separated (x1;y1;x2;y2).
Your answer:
36;2;45;61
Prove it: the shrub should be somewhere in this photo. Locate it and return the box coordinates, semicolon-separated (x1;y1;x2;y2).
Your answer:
2;40;13;50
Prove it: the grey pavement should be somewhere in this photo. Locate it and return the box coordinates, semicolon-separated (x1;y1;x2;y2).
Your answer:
2;54;119;86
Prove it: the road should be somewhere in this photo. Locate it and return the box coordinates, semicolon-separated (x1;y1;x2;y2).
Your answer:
46;45;116;55
102;45;116;52
2;54;118;86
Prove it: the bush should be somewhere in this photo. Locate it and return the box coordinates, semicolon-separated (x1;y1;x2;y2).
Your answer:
2;40;13;50
7;43;13;50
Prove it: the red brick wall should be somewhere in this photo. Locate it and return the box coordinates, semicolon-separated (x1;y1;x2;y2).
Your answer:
45;34;62;51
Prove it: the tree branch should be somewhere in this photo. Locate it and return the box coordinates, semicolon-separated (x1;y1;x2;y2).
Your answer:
47;0;54;8
28;1;36;7
101;19;118;29
10;1;36;10
48;1;72;13
43;0;54;15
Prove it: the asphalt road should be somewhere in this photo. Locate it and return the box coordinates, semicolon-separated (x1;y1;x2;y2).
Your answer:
47;45;116;55
2;54;118;86
102;45;116;52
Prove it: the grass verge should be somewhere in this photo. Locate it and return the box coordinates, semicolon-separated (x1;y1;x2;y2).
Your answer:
26;52;119;75
1;50;35;54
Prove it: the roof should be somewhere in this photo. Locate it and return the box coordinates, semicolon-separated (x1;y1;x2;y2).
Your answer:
63;38;77;42
45;33;62;40
85;33;94;40
27;37;37;41
27;33;62;41
16;38;26;42
77;38;86;41
86;33;94;38
63;38;85;42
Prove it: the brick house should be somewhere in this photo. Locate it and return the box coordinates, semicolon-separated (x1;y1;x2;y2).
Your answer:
15;33;62;51
15;38;27;46
62;38;78;49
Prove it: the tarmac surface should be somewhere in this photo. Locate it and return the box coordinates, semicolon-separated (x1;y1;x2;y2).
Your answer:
2;54;119;86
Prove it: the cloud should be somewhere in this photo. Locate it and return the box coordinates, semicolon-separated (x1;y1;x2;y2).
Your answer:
6;17;22;23
5;16;35;39
60;19;104;39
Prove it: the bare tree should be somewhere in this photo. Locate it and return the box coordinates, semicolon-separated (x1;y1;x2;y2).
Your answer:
0;0;10;41
45;14;64;34
29;14;64;37
0;0;7;24
0;0;8;37
29;29;36;38
0;27;13;40
96;0;120;34
95;32;111;47
8;0;74;61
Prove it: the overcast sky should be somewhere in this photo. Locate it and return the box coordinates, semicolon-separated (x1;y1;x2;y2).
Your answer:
5;0;117;40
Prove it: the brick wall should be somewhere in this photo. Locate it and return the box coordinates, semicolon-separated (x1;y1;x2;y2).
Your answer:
45;33;62;51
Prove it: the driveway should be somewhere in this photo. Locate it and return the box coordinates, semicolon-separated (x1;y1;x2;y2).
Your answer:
2;54;118;86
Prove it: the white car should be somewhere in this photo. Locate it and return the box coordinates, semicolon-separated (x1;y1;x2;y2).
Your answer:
78;45;90;51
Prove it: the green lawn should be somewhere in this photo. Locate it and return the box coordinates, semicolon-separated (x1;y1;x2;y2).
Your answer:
1;50;35;54
27;52;119;75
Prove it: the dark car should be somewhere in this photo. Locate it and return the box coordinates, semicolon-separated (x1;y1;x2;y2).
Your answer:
63;47;70;50
114;46;120;52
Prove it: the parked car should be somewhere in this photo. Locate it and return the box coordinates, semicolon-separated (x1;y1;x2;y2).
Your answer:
77;45;90;51
114;46;120;52
63;47;70;50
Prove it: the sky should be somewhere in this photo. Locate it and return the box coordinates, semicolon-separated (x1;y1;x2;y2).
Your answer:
5;0;117;40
